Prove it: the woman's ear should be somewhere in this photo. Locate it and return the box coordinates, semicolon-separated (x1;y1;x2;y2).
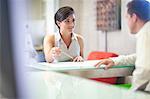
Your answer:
56;21;61;27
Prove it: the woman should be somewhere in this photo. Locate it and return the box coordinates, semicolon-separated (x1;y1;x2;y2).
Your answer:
43;6;84;63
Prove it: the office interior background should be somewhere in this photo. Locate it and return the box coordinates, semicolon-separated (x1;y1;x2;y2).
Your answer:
1;0;150;99
27;0;137;59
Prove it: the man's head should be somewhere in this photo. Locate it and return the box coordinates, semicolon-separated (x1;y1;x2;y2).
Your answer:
126;0;150;34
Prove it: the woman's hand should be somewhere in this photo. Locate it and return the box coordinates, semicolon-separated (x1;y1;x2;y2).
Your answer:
50;47;61;58
73;56;84;62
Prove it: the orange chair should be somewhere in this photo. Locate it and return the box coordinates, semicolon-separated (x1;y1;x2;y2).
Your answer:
87;51;118;84
87;51;118;60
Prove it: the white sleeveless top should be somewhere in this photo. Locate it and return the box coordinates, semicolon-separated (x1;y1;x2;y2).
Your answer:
54;32;80;62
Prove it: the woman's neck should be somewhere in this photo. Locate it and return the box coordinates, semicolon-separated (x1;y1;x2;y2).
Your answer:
60;31;72;39
59;31;72;48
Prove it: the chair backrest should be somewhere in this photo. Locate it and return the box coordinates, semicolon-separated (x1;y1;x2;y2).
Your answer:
87;51;118;60
87;51;119;84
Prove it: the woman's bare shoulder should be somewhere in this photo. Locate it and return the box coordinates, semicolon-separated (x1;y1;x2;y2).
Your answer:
76;33;84;41
44;34;55;41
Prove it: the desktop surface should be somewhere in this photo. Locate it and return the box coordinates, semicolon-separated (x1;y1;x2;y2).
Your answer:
28;60;134;78
26;71;150;99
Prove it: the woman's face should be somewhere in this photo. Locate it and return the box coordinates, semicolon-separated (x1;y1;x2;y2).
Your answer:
57;14;75;33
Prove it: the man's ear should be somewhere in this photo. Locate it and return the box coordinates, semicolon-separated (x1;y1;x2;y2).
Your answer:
56;21;61;27
132;13;138;22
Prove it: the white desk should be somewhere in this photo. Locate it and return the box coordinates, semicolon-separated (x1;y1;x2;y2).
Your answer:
28;60;134;78
26;71;150;99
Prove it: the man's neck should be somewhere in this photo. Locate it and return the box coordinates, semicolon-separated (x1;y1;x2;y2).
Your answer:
135;20;145;33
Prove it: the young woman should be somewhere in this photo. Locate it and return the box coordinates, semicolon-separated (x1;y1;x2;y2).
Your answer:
43;6;84;63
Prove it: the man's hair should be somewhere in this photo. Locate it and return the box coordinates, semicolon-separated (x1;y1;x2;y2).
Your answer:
127;0;150;22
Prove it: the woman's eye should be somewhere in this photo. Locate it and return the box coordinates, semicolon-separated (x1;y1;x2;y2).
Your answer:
73;19;75;22
64;19;75;23
64;20;68;22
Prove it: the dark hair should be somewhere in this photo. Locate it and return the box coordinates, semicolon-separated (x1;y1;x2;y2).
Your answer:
54;6;74;29
127;0;150;22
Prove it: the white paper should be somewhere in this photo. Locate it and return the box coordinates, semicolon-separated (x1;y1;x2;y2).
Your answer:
41;60;99;67
29;60;105;71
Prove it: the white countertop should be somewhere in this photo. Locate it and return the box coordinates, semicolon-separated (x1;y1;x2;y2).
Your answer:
26;71;150;99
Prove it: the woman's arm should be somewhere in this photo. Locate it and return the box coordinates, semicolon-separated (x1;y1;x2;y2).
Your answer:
43;34;55;63
72;34;84;62
76;34;84;58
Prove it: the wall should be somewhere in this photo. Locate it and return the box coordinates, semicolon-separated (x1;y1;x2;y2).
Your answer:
26;0;45;48
26;0;58;48
59;0;83;34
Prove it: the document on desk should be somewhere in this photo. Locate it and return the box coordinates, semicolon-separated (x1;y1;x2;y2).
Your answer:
29;60;134;71
29;60;105;71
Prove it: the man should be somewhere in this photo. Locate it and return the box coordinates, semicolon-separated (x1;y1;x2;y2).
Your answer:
95;0;150;92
